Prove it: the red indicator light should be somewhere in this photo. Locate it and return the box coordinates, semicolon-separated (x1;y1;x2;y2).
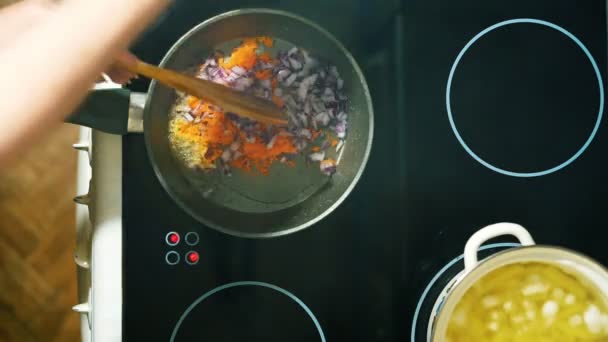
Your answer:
166;232;180;245
187;251;199;264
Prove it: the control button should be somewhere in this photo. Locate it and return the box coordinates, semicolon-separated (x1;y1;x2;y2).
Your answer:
72;288;92;329
72;142;89;152
74;252;90;269
185;232;199;246
186;251;199;265
165;232;180;246
165;251;180;265
73;194;90;205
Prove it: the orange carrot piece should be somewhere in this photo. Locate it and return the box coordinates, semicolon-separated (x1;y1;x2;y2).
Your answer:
255;69;273;80
257;36;273;47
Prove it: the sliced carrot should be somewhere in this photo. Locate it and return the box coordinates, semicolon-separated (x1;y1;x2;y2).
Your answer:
219;38;258;69
331;139;338;147
255;69;273;80
187;96;201;109
259;52;274;63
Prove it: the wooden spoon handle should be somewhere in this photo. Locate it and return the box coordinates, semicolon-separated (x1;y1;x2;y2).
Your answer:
115;57;288;126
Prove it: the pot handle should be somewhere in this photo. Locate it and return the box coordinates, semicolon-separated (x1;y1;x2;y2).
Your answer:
66;81;137;135
464;222;535;272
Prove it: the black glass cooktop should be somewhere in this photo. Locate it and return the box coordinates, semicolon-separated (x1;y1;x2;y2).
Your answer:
123;1;608;341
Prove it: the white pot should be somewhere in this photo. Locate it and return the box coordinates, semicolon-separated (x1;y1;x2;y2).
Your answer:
429;222;608;341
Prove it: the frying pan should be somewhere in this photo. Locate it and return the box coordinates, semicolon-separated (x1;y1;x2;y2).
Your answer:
68;9;373;238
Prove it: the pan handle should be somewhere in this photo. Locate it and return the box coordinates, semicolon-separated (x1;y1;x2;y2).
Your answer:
66;82;146;134
463;222;535;273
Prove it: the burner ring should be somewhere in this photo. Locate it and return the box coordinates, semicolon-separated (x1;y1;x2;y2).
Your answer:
446;18;604;177
410;243;519;342
170;281;326;342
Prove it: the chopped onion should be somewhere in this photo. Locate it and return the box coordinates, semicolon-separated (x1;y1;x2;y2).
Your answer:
298;74;318;101
284;73;297;87
298;128;312;139
277;69;291;82
231;66;247;76
183;113;194;122
309;151;326;162
334;120;347;139
233;77;254;91
221;149;232;162
259;79;272;89
176;42;350;176
314;112;331;127
288;47;299;56
289;57;303;70
320;159;337;176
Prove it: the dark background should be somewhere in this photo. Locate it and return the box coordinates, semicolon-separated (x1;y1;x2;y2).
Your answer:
123;0;608;341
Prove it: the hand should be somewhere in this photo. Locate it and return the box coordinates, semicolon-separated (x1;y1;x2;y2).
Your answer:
1;0;138;85
0;0;170;165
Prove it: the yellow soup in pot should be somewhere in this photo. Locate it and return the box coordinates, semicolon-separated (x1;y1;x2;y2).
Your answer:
446;262;608;342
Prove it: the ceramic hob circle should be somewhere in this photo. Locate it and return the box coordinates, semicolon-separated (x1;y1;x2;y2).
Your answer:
170;281;325;341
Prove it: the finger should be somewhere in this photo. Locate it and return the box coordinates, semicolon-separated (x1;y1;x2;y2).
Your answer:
102;51;139;84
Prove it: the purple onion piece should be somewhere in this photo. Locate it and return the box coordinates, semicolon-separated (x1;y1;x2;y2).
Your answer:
287;47;299;56
284;73;297;87
334;120;347;139
289;57;303;70
231;66;247;76
259;79;272;89
329;65;339;78
221;149;232;162
298;113;308;127
327;108;335;119
304;100;312;115
337;78;344;90
277;69;291;82
309;151;325;162
298;128;312;140
295;139;308;151
283;95;297;109
233;77;254;91
266;135;278;149
320;159;337;176
297;74;318;101
314;112;331;127
312;100;326;113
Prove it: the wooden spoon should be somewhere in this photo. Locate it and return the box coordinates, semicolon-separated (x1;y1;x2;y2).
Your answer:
115;55;287;126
